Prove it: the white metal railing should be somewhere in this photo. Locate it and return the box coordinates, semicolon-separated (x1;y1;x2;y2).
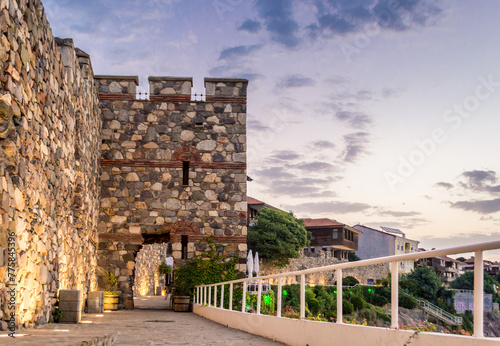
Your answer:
420;300;463;325
195;240;500;338
401;291;463;325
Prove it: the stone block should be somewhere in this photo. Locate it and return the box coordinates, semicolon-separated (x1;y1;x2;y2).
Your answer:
59;290;82;302
59;310;81;323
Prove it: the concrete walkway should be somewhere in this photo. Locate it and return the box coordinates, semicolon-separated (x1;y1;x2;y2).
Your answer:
0;296;282;345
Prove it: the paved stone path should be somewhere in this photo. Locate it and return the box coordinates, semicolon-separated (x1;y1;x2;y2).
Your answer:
0;296;282;345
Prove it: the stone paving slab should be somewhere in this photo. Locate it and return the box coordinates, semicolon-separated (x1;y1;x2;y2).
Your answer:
0;297;282;345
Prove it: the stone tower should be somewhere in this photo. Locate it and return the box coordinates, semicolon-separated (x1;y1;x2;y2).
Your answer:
95;76;248;308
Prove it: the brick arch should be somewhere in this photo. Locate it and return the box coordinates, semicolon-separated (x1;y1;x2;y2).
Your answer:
172;146;201;162
171;220;197;236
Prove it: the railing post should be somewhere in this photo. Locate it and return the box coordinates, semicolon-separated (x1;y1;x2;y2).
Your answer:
196;286;199;304
229;283;233;311
337;269;343;323
300;274;305;319
257;279;262;315
242;281;247;313
390;261;399;329
204;286;207;306
474;250;484;337
220;284;225;309
214;285;217;308
277;277;282;318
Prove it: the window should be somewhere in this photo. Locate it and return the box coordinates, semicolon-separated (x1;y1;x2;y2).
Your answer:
332;229;338;239
311;233;316;240
182;161;189;185
181;235;188;259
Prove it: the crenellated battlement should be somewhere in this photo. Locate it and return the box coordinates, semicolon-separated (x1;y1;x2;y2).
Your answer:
94;75;139;100
94;75;248;103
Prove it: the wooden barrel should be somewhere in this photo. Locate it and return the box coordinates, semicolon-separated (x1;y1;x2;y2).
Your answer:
103;294;119;311
173;296;191;312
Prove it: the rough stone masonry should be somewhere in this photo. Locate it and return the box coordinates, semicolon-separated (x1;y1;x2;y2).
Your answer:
0;0;248;327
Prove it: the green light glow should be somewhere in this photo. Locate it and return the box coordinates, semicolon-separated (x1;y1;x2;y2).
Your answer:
283;290;288;296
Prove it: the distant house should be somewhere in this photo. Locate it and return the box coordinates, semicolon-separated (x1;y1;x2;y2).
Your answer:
461;258;499;278
416;249;460;283
353;224;419;273
247;196;283;226
303;218;362;260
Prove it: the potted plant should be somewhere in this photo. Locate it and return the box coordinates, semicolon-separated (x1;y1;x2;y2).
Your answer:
99;268;120;311
172;264;195;312
171;236;240;312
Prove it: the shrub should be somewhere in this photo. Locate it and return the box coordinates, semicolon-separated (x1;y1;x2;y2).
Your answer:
372;295;388;307
342;299;354;315
375;306;391;322
350;295;366;311
399;295;418;309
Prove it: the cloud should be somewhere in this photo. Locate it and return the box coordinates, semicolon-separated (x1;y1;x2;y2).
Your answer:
238;19;262;33
377;210;421;217
259;175;337;198
255;0;300;48
286;200;371;214
459;170;500;193
254;166;296;180
365;217;429;230
270;150;301;161
218;44;263;60
324;76;348;85
450;199;500;215
293;161;335;172
277;74;316;88
335;111;372;129
340;132;370;163
435;182;453;189
372;0;442;31
247;118;272;132
419;232;500;260
311;140;336;149
439;169;500;215
307;0;442;39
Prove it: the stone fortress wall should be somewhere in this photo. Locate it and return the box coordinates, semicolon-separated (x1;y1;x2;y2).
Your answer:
0;0;249;327
95;76;248;309
0;0;101;328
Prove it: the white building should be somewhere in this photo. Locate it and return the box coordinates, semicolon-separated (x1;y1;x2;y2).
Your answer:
354;225;419;273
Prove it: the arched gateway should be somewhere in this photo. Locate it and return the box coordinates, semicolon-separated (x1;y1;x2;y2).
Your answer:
96;76;248;309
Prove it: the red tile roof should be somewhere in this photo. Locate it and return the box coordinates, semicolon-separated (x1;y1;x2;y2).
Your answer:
247;197;265;205
303;218;344;228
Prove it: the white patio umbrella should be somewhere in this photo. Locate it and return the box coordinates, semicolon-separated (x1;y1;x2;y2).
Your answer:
254;252;259;277
246;250;253;278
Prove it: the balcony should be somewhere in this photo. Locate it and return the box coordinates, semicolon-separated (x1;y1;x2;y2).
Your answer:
194;241;500;346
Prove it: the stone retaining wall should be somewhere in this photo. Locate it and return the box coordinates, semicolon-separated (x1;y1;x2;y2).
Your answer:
0;0;100;327
260;256;389;285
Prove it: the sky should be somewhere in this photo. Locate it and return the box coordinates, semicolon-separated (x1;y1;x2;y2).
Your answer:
43;0;500;260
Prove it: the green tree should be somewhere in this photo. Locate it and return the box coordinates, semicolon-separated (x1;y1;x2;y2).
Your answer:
348;251;361;261
405;265;443;301
456;257;467;262
451;271;499;295
248;208;309;267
